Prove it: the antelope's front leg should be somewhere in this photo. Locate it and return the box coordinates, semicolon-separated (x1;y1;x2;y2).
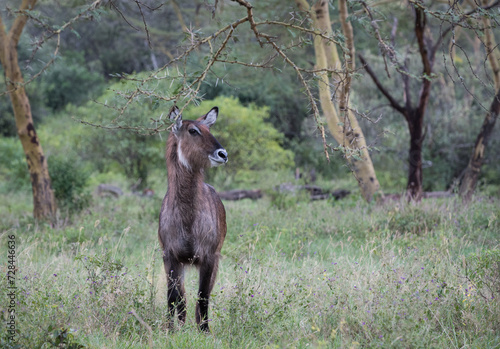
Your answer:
163;257;186;329
196;260;219;332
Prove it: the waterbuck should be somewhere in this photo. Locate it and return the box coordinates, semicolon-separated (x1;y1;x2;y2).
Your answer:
158;106;228;332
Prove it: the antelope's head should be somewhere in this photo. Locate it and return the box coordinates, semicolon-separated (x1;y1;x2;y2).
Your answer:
169;106;228;171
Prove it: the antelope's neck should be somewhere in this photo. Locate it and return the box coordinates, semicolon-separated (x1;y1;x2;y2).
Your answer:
166;136;204;208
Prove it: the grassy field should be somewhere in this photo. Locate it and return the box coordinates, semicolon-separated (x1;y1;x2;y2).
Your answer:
1;188;499;348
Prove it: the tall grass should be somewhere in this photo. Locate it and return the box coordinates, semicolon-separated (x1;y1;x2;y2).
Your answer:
1;191;499;348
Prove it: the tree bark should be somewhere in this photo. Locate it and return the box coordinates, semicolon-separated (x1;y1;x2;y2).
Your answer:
407;111;424;200
295;0;381;202
459;0;500;201
0;0;56;220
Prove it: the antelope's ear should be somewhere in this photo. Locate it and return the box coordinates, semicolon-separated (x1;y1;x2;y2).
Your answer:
198;107;218;128
169;106;182;133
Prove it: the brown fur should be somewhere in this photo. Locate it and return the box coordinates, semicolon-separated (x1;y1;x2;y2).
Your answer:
158;107;227;332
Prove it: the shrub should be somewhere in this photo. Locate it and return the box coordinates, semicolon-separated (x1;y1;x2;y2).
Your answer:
199;68;309;141
49;156;91;214
40;54;105;111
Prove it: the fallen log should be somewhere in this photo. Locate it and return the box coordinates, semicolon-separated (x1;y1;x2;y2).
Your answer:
275;183;351;200
307;188;351;200
277;183;350;200
219;184;350;201
97;184;123;198
219;189;263;201
423;191;454;199
380;191;454;203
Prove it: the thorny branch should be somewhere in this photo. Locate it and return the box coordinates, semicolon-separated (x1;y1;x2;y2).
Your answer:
134;0;153;49
360;1;392;78
440;0;500;113
255;20;340;45
359;1;416;82
231;0;265;47
408;0;500;29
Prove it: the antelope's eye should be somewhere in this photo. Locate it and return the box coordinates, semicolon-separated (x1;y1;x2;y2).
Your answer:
189;128;200;135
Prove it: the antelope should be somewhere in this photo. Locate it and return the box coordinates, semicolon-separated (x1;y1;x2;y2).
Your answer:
158;106;228;332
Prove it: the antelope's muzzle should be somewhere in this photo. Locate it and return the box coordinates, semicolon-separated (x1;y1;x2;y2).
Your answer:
209;148;228;167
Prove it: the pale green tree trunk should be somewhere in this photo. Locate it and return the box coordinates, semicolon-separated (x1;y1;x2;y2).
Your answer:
295;0;381;202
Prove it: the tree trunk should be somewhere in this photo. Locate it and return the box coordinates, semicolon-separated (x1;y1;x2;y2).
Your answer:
407;113;424;200
0;0;56;220
459;1;500;201
295;0;381;202
459;88;500;200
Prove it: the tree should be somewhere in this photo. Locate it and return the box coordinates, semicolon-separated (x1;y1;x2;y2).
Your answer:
358;0;500;200
294;0;381;202
0;0;107;219
359;2;442;201
0;0;56;219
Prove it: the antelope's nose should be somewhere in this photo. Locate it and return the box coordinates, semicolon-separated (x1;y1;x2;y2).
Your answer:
218;149;228;163
209;148;228;167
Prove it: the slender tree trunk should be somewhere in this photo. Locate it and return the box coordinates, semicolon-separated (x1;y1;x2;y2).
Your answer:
409;5;432;201
407;112;424;200
460;88;500;200
295;0;381;202
0;0;56;220
459;1;500;201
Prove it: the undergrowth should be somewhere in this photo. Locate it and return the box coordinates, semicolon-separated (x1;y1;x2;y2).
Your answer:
0;192;499;348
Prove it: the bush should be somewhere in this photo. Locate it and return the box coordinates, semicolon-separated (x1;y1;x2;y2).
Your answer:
49;156;91;214
40;53;105;111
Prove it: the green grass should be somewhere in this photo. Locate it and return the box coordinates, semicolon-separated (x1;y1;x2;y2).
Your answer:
1;188;499;348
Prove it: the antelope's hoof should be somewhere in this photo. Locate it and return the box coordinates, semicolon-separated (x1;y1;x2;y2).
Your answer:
199;322;210;333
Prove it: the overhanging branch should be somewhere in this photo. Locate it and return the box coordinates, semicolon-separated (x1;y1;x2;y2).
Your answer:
359;54;407;118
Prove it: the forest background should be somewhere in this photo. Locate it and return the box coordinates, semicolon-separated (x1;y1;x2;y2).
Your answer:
1;0;499;205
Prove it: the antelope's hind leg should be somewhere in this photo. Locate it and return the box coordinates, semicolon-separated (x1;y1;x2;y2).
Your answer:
163;257;186;329
196;259;219;332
